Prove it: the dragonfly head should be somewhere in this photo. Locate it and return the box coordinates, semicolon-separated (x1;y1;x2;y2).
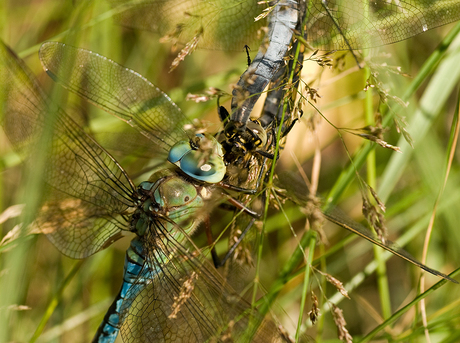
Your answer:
220;120;267;162
223;120;245;140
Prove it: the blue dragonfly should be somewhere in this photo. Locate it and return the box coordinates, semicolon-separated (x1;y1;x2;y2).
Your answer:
0;41;287;343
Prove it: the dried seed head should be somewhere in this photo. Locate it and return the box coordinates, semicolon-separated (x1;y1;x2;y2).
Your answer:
186;93;210;103
170;30;202;71
331;304;353;343
254;4;274;21
168;272;198;319
308;292;320;325
315;271;349;299
327;274;349;299
362;195;388;243
185;88;227;103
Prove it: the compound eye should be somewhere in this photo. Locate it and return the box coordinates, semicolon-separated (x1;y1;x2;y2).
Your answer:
179;150;225;183
168;140;192;164
138;181;154;191
168;134;226;183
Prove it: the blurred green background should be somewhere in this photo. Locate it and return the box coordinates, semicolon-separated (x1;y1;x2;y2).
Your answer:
1;0;460;342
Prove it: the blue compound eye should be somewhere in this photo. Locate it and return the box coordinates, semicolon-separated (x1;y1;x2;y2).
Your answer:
179;150;225;183
168;140;192;164
138;181;154;191
168;134;225;183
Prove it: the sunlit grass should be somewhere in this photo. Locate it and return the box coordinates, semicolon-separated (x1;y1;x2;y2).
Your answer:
1;1;460;342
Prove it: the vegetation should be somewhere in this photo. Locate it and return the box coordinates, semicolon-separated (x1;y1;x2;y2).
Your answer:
1;0;460;342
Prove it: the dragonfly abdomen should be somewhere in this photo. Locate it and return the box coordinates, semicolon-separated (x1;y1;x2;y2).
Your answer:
92;238;152;343
229;0;298;131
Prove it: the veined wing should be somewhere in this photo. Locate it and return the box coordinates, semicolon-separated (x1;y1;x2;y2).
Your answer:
307;0;460;50
276;171;457;283
0;41;135;258
109;0;267;51
39;42;190;156
108;0;460;51
119;218;286;343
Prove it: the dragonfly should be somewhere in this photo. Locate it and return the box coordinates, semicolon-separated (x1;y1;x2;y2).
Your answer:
213;41;304;268
0;41;288;343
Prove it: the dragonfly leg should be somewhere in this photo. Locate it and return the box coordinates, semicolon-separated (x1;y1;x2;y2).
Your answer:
244;44;252;67
217;217;256;268
255;149;277;160
279;114;301;138
204;216;221;268
226;196;260;218
220;182;258;195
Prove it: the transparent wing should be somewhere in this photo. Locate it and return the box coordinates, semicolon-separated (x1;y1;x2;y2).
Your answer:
276;171;457;283
37;192;129;259
0;41;135;258
119;218;285;343
109;0;267;51
307;0;460;50
109;0;460;51
39;42;190;155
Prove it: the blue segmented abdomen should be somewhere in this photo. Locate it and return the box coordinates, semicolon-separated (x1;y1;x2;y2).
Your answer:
92;238;153;343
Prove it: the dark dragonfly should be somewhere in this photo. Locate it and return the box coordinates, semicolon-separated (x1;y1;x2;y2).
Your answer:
107;0;460;272
0;41;286;343
106;0;460;131
213;36;304;268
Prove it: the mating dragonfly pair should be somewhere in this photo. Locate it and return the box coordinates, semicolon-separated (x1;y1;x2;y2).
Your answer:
0;40;292;342
2;0;460;342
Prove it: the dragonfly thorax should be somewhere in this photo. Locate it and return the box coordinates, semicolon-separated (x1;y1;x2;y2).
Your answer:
220;120;267;165
130;173;205;237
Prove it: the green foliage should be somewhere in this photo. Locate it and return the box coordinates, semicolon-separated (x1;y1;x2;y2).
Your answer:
1;1;460;342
